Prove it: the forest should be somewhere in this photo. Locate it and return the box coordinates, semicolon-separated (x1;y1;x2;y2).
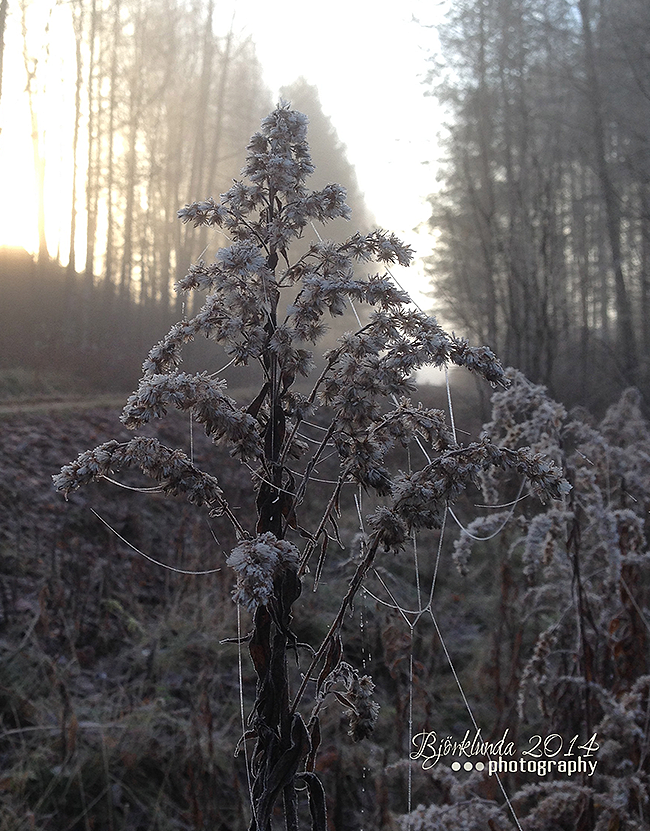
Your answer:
426;0;650;412
0;0;371;391
0;1;650;830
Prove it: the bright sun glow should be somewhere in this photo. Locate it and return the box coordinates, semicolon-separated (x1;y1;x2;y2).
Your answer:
0;0;442;310
4;1;87;259
1;56;39;254
1;0;79;258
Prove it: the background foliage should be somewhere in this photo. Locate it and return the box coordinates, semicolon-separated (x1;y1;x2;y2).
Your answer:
425;0;650;411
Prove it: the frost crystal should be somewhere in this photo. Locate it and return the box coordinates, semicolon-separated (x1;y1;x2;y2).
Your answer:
226;532;300;611
53;437;224;508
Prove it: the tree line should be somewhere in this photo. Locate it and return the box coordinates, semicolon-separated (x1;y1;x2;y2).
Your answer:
425;0;650;410
1;0;371;391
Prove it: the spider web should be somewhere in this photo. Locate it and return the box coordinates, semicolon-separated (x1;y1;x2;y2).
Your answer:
341;271;526;830
352;362;525;831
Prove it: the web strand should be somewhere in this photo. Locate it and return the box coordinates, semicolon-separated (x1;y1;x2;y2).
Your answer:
90;508;222;575
237;602;256;824
448;478;525;541
429;610;524;831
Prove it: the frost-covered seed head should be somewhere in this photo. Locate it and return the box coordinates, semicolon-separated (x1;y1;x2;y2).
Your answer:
227;532;300;611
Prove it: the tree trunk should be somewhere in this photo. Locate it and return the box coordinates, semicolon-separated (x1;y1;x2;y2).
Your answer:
84;0;98;296
175;0;215;311
197;19;233;256
188;0;214;204
68;0;84;279
120;7;144;304
20;0;48;262
104;0;120;296
0;0;8;131
579;0;638;383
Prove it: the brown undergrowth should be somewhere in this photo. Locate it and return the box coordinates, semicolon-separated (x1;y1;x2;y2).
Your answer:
0;406;252;829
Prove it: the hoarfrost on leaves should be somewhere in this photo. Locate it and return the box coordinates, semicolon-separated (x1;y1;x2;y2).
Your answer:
227;532;299;611
53;436;225;508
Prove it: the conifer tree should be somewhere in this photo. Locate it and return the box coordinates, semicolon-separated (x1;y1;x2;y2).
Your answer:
55;104;569;830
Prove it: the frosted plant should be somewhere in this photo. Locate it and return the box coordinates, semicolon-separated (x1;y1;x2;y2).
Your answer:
397;765;511;831
227;532;300;611
54;105;569;830
443;374;650;830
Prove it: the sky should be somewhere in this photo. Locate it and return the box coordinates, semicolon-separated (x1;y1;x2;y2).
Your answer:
0;0;445;308
219;0;445;307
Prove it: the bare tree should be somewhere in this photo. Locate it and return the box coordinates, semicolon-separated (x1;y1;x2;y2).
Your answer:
578;0;638;383
20;0;49;262
0;0;8;131
425;0;650;406
67;0;84;279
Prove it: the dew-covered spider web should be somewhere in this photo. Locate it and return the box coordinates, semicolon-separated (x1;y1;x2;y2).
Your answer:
347;363;525;831
337;273;527;831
